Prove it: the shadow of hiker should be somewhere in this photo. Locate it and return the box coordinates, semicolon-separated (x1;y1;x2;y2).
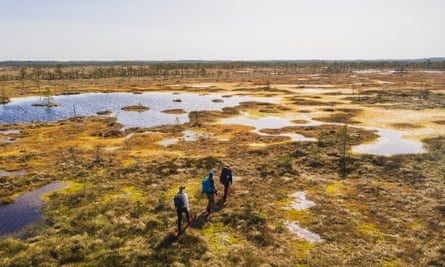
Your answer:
214;198;225;212
192;199;227;229
191;211;209;229
155;233;177;250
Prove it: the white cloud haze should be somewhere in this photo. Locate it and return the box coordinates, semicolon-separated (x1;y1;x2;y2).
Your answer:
1;0;444;60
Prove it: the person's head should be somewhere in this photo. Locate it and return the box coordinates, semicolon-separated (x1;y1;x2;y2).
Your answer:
179;185;185;191
208;171;214;179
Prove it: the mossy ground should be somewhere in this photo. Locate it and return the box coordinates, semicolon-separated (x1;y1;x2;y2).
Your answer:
1;71;444;266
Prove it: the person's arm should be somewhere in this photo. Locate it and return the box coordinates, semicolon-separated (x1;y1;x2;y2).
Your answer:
228;169;233;184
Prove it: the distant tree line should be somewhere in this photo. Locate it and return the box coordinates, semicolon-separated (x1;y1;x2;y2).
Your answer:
1;60;444;81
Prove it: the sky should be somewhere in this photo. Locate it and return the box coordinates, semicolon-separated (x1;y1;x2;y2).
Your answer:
1;0;444;61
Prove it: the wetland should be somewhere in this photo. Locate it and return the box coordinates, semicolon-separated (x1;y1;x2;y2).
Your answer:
0;62;444;266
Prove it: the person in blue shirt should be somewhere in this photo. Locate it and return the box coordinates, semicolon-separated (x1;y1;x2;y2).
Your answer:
203;171;217;213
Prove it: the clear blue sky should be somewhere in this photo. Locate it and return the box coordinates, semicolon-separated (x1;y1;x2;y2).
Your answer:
1;0;444;61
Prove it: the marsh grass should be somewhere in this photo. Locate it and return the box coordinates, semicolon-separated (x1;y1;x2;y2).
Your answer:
0;71;444;266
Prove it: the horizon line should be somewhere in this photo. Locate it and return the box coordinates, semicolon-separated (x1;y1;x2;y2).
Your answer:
1;57;444;64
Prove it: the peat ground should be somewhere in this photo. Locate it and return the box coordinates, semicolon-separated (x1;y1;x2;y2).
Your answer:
0;71;444;266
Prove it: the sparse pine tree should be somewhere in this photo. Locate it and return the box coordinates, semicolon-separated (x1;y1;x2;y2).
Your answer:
1;88;8;104
338;124;349;176
317;130;326;147
95;145;101;163
43;88;54;105
19;67;27;89
33;67;42;94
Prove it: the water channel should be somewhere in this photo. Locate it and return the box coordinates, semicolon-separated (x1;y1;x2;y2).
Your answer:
0;182;69;237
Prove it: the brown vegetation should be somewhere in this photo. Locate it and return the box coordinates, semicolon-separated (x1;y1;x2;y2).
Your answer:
161;109;187;114
121;105;149;112
0;63;444;266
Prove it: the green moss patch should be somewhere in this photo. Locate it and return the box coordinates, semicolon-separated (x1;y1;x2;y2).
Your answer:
202;223;241;252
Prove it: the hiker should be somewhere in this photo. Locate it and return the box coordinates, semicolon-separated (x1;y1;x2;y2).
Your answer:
174;185;191;234
202;171;217;213
220;165;233;202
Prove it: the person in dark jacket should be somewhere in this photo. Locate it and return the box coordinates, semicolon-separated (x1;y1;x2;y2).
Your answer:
220;165;233;202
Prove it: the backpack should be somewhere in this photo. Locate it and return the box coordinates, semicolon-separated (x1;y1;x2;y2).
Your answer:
202;178;212;193
173;193;184;208
220;167;228;185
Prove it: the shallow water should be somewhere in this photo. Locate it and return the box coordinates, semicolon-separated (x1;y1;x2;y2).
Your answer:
294;84;335;88
221;114;424;156
158;130;213;146
249;143;268;147
0;170;27;176
285;221;322;243
288;191;316;210
352;128;425;156
0;182;69;237
0;93;427;156
353;69;394;74
0;130;20;135
0;92;274;129
283;191;322;243
220;115;318;142
0;138;20;143
290;88;345;94
190;84;212;88
0;130;21;143
104;147;120;151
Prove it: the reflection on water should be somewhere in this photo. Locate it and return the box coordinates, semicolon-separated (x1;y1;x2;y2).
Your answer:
352;128;425;156
0;93;274;129
0;182;69;237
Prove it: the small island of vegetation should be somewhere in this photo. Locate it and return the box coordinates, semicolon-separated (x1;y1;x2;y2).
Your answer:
121;104;149;112
161;108;187;114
